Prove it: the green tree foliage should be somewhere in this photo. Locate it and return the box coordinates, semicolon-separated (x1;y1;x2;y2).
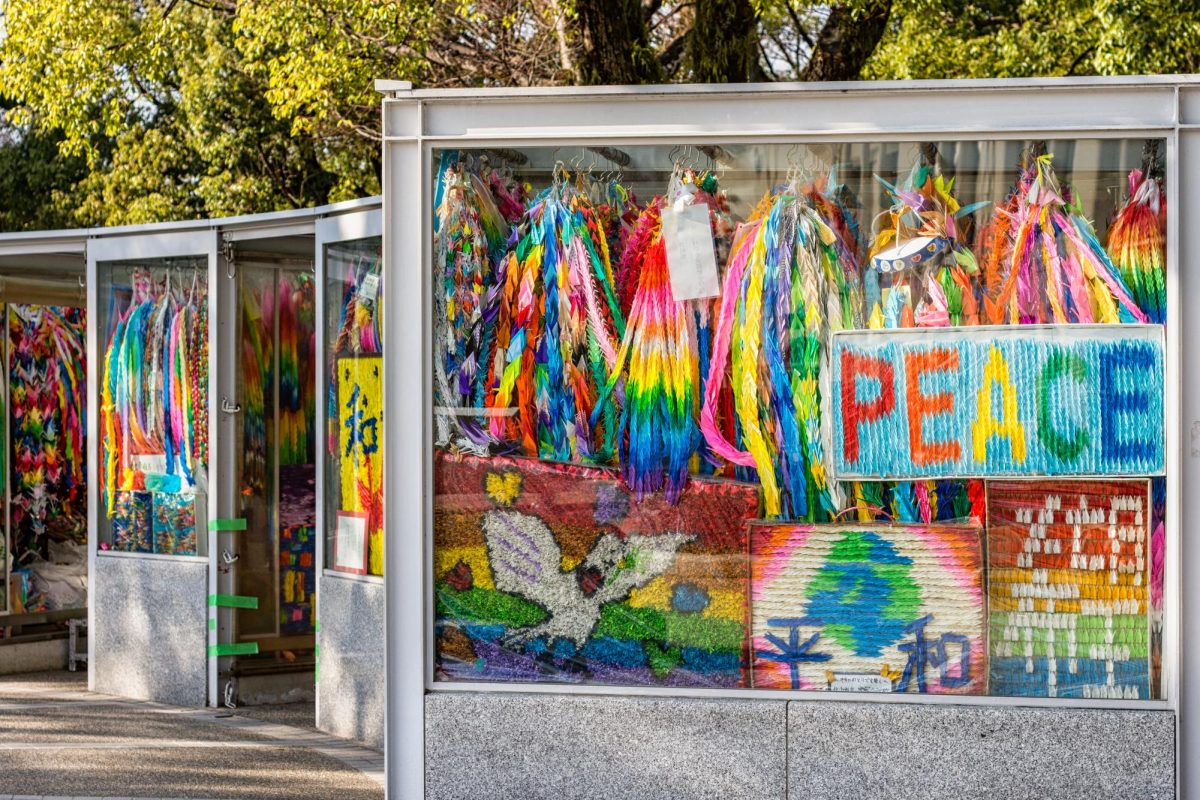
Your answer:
0;0;343;226
0;108;90;231
866;0;1200;79
0;0;1195;231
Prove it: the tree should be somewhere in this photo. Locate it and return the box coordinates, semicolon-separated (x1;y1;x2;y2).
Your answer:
0;0;344;226
865;0;1200;80
0;108;90;232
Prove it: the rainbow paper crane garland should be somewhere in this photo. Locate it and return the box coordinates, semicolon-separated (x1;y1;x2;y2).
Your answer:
592;197;697;502
701;189;854;520
1107;168;1166;324
867;159;985;330
981;154;1147;325
240;281;268;495
434;162;511;454
486;174;625;463
277;273;316;465
102;269;206;516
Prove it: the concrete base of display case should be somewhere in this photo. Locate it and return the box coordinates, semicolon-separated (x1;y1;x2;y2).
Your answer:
425;693;788;800
316;572;384;749
424;692;1175;800
0;639;68;674
788;701;1174;799
92;554;207;707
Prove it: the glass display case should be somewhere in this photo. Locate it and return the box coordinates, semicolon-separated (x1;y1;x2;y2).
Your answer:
236;264;318;639
0;271;88;615
382;78;1200;798
423;137;1168;701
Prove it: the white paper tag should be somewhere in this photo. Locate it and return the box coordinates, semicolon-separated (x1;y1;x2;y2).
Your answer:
359;273;380;302
661;202;720;301
828;672;894;693
132;454;167;475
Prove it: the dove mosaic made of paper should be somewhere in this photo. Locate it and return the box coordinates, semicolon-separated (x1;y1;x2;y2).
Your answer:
433;452;760;688
832;325;1165;480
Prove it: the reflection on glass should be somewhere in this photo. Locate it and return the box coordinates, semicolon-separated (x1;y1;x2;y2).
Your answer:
324;238;384;577
236;268;317;638
98;258;208;558
428;140;1168;702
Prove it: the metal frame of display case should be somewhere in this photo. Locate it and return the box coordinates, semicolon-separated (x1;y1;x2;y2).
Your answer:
313;207;384;738
379;75;1200;798
86;227;221;704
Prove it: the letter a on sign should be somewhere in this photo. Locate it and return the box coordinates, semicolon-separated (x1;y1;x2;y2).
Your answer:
972;346;1027;465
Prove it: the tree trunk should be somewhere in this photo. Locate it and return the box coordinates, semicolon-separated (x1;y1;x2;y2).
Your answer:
574;0;663;85
801;1;893;82
688;0;760;83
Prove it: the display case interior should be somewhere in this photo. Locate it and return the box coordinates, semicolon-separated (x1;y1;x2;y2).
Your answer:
0;270;87;616
323;237;384;579
97;257;209;559
427;137;1168;702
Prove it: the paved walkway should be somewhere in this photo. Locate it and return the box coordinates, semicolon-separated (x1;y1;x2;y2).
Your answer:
0;672;384;800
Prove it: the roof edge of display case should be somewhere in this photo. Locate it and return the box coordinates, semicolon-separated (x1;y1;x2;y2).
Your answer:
0;196;382;247
382;76;1191;143
395;73;1200;100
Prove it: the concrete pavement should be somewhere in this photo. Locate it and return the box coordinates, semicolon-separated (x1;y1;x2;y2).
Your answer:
0;671;384;800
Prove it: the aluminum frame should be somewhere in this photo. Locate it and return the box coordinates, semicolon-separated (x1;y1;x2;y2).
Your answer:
85;229;220;700
313;208;384;729
381;76;1196;799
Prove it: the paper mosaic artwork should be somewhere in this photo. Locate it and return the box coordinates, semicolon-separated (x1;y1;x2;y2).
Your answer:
433;452;760;687
8;304;87;562
280;524;315;634
152;492;197;555
749;522;985;694
111;490;152;552
987;480;1151;699
337;355;383;575
832;325;1165;479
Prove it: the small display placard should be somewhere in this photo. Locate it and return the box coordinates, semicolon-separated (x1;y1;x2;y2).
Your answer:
333;511;370;575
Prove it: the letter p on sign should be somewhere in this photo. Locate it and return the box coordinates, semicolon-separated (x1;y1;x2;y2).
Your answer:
840;349;895;464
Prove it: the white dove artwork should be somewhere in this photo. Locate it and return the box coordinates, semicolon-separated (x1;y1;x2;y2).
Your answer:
482;508;693;649
432;452;762;687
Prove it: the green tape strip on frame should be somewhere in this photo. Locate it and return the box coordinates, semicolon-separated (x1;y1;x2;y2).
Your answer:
208;594;259;610
208;642;259;657
208;518;247;532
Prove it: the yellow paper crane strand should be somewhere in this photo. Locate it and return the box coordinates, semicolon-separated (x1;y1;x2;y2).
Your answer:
734;223;781;516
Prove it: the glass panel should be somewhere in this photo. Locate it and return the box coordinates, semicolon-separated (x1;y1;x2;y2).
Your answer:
236;267;318;638
98;258;209;558
429;140;1168;702
4;298;87;612
323;237;384;577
